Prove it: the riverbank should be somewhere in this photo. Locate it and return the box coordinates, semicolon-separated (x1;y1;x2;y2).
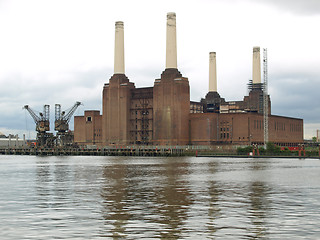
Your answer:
197;154;320;159
0;147;186;157
1;147;320;159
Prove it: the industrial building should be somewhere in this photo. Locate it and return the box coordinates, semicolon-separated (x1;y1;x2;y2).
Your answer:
74;13;303;147
0;134;27;149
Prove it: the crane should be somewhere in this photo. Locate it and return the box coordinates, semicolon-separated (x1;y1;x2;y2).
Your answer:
23;104;54;147
54;101;81;146
24;104;50;133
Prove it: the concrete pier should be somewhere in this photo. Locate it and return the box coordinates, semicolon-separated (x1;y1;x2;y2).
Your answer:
0;147;187;157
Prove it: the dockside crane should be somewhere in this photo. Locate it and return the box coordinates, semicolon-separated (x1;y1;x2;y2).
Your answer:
23;104;54;147
54;101;81;146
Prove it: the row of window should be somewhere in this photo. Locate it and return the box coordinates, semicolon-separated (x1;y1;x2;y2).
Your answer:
253;120;302;133
133;124;150;129
130;132;150;141
275;122;286;131
219;134;248;140
132;118;152;123
131;102;152;108
220;121;230;139
131;110;151;116
190;104;203;113
94;128;101;137
220;133;230;139
254;120;263;130
290;123;302;132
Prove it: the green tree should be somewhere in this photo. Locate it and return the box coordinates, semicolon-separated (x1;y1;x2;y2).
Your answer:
266;142;281;155
237;146;253;155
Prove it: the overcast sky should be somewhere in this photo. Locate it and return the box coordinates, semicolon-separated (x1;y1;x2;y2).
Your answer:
0;0;319;139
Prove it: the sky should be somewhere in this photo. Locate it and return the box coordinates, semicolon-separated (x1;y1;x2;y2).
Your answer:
0;0;319;140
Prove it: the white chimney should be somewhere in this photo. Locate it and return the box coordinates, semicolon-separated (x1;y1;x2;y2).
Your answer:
114;21;125;74
252;46;261;84
166;12;177;69
209;52;217;92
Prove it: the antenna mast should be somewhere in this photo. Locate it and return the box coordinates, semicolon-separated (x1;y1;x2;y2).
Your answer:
263;48;269;148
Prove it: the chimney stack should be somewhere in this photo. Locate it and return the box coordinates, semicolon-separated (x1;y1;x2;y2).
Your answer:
114;21;125;74
209;52;217;92
252;46;261;84
166;12;177;69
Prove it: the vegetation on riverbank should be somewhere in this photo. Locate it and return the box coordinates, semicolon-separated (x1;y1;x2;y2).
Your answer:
236;142;319;157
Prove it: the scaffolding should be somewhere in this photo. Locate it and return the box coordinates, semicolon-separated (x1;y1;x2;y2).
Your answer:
247;79;264;113
130;88;153;145
139;98;152;144
263;48;269;148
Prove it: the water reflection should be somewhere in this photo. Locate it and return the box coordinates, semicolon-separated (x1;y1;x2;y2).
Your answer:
154;160;192;239
2;156;318;239
99;158;276;239
35;158;73;210
100;158;192;239
247;159;272;239
35;159;52;208
206;160;222;236
248;181;271;239
101;161;129;238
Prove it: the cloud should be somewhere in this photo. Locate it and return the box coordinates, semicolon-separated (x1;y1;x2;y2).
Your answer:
269;72;320;123
251;0;320;15
304;123;320;139
0;0;319;141
0;127;35;139
0;67;109;139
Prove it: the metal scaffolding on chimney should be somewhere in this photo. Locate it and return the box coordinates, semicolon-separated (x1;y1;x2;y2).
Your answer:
263;48;269;148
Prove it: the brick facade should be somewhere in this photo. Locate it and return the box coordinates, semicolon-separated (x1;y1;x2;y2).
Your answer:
74;73;303;147
74;110;102;145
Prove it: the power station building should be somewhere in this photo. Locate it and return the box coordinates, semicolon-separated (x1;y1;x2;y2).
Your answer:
74;13;303;147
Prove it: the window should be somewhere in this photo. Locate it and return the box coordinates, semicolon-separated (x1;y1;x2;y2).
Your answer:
86;116;92;122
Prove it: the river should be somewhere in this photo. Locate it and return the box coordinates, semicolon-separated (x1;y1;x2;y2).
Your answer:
0;155;320;239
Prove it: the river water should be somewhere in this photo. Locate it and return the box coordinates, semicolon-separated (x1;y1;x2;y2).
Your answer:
0;155;320;239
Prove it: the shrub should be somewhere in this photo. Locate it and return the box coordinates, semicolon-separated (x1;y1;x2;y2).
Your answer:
237;146;253;155
266;142;281;154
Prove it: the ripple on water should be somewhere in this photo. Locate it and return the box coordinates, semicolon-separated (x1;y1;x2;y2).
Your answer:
1;156;320;239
